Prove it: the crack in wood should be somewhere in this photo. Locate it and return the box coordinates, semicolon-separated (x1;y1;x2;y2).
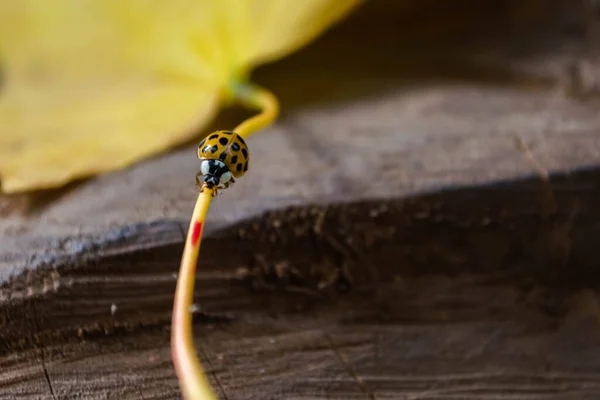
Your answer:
31;299;57;400
196;345;229;400
321;330;376;400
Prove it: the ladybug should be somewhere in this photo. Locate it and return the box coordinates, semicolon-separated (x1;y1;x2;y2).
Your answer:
196;130;249;193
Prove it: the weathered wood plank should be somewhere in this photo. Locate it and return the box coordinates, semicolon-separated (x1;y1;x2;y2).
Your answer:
2;168;600;398
3;251;600;399
1;0;599;282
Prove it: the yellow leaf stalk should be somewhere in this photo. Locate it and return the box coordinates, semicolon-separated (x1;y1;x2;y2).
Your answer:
171;82;279;400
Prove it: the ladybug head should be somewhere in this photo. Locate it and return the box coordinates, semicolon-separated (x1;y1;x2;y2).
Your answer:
202;174;220;189
199;159;233;189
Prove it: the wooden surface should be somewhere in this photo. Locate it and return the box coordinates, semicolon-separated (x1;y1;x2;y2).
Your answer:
3;1;600;399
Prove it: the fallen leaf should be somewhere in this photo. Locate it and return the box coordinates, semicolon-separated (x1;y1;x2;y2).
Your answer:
0;0;362;193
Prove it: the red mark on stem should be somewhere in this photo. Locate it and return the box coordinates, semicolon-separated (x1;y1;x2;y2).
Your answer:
190;221;203;246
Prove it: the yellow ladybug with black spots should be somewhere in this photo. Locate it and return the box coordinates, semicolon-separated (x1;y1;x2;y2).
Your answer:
196;130;249;192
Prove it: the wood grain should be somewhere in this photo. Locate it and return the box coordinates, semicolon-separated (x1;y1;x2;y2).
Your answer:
2;0;600;399
4;169;600;399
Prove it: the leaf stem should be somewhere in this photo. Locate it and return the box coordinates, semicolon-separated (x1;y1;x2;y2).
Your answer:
231;82;280;139
171;188;217;400
172;82;280;400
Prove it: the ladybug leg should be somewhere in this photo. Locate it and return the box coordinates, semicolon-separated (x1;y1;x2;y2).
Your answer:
223;177;235;189
215;183;229;196
195;171;203;189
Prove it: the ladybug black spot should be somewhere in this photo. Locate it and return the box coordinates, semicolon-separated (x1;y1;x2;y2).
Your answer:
219;137;228;145
203;145;212;153
222;131;233;135
237;135;246;145
241;148;248;159
231;143;241;152
209;134;219;140
231;155;238;164
243;162;248;172
198;139;206;148
210;145;218;154
236;163;243;172
219;151;227;161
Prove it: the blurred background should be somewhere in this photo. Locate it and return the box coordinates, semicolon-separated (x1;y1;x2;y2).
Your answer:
2;1;600;399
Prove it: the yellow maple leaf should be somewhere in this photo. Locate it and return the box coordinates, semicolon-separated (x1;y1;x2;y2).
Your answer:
0;0;362;193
